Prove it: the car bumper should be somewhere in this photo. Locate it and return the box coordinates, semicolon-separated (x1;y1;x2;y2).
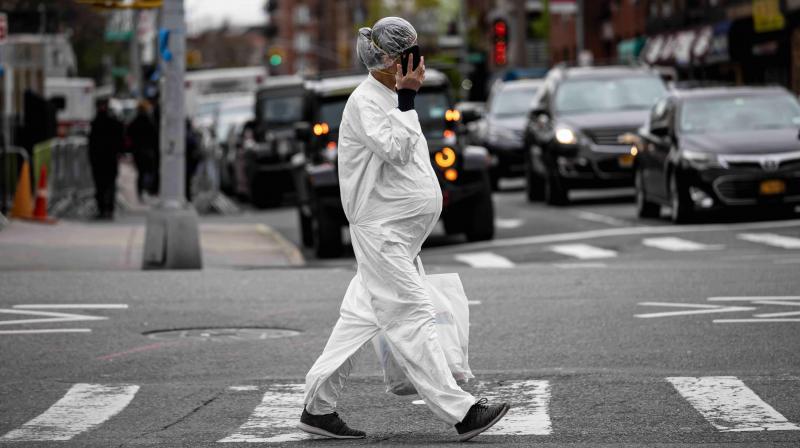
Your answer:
680;166;800;208
553;143;635;187
487;144;525;176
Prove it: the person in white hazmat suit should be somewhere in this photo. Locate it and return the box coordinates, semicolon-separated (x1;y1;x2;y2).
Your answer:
297;17;510;442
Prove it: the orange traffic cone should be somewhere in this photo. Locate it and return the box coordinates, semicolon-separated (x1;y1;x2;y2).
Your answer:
31;164;56;223
10;160;34;219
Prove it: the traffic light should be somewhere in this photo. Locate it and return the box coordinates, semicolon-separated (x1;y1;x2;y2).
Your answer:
268;47;284;66
492;18;508;66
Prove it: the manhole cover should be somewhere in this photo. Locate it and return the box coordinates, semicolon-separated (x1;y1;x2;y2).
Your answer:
144;327;301;341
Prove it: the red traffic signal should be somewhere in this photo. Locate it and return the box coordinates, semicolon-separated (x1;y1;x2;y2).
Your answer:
492;19;508;66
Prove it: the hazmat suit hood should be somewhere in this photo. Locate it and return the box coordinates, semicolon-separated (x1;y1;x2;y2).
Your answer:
357;17;418;71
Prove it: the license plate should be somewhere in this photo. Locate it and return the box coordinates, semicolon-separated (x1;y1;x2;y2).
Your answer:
760;179;785;195
618;154;634;168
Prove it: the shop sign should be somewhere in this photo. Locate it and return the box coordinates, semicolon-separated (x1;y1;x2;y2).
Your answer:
753;0;785;33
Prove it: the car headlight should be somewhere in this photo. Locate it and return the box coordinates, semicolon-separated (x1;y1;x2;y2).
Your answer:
555;127;578;145
682;150;723;169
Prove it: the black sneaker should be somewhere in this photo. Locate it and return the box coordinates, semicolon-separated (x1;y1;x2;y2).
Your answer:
297;407;366;439
454;398;510;442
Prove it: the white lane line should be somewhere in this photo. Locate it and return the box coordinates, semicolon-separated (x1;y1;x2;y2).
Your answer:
549;244;617;259
467;300;482;306
715;318;800;323
635;302;754;319
0;383;139;441
454;252;515;268
667;376;800;432
642;237;723;251
0;328;92;335
219;383;320;443
738;233;800;249
495;218;524;229
754;310;800;318
552;262;607;269
480;380;552;435
428;218;800;252
0;309;108;326
573;211;629;226
708;296;800;302
229;386;261;392
12;304;129;310
412;399;426;405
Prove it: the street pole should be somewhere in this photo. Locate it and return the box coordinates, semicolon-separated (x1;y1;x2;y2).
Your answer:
142;0;202;270
458;0;469;101
576;0;584;63
129;9;142;98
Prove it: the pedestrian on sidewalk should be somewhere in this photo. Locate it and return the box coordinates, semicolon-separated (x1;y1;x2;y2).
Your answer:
126;99;159;201
299;17;509;442
88;98;124;220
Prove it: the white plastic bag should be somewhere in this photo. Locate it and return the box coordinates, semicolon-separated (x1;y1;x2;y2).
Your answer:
373;258;473;395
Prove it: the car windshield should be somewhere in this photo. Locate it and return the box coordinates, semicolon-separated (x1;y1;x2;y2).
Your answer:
554;76;666;114
416;91;450;128
490;85;540;117
680;94;800;133
260;95;304;125
215;104;252;140
319;98;347;133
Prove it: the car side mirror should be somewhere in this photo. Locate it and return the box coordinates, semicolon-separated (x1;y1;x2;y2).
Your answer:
650;124;670;138
460;107;484;124
294;121;311;141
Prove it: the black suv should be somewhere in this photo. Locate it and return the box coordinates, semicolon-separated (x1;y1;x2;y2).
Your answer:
523;65;667;204
293;70;495;258
243;75;307;207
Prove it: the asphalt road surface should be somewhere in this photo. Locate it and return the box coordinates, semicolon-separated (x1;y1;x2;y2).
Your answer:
1;185;799;447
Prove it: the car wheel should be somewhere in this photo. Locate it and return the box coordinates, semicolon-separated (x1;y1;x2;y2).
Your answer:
544;168;568;206
525;153;544;202
669;172;694;224
635;168;660;218
298;207;314;248
464;174;495;242
313;205;343;258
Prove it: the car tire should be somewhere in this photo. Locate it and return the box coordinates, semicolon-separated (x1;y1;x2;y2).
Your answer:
544;168;568;206
669;172;694;224
635;168;660;218
464;174;495;242
313;205;343;258
489;169;500;192
298;207;314;248
524;153;544;202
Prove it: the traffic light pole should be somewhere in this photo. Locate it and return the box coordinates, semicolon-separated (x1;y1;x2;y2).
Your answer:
142;0;202;269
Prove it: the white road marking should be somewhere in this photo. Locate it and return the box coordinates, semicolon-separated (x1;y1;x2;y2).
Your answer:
12;304;128;310
412;400;425;405
738;233;800;249
708;296;800;302
0;328;92;335
552;262;607;268
229;386;261;392
550;244;617;259
667;376;800;432
573;211;629;226
495;218;524;229
480;380;552;435
635;302;755;319
753;310;800;318
714;318;800;323
219;383;319;443
454;252;515;268
0;383;139;441
0;309;108;326
467;300;482;306
642;237;723;251
428;218;800;252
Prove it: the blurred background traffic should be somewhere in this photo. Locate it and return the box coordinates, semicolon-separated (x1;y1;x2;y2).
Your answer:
1;0;799;263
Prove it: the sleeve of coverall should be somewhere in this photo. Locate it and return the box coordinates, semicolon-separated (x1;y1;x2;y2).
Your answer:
357;97;423;166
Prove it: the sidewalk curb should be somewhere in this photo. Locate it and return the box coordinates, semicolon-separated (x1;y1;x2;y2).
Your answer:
256;224;305;267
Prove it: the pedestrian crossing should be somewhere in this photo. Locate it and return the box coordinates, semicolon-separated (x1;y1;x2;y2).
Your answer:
451;232;800;268
1;377;796;442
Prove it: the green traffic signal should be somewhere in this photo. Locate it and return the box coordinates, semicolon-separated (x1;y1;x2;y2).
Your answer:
269;54;282;66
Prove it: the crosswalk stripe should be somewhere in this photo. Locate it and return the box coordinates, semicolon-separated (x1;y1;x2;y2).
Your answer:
454;252;515;268
738;233;800;249
0;383;139;441
549;243;618;259
480;380;552;435
218;383;317;443
642;237;723;251
667;376;800;432
495;218;524;229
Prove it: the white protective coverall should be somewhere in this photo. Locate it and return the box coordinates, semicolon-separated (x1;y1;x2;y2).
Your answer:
303;74;476;424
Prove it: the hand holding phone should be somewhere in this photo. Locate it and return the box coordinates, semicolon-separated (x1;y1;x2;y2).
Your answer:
400;45;421;76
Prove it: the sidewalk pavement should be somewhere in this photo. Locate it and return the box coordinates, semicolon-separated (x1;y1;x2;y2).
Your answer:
0;219;304;271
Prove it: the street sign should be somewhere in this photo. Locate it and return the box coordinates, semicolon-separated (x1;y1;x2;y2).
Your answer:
0;13;8;45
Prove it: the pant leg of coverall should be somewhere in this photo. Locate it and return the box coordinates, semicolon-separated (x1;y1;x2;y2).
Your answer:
304;277;380;415
352;225;476;425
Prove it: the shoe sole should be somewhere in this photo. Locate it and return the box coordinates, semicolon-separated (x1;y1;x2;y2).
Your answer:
457;403;511;442
297;422;366;439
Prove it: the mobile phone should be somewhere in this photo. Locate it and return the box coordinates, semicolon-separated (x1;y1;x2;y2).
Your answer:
400;45;421;76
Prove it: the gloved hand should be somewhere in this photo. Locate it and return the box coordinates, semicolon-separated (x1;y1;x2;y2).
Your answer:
395;56;425;92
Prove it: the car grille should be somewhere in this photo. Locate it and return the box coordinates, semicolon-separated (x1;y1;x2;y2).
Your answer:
585;128;636;146
596;158;633;174
713;175;800;204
